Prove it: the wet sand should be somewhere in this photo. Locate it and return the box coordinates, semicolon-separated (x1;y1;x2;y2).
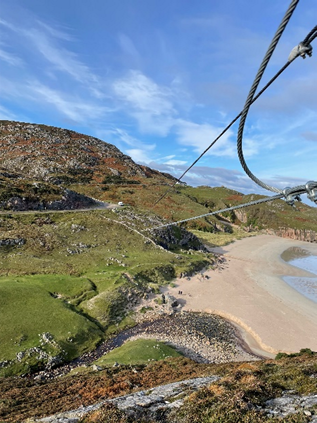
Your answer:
164;235;317;356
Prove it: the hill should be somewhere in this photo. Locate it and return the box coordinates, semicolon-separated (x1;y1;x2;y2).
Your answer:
0;121;316;421
1;120;317;241
0;120;317;378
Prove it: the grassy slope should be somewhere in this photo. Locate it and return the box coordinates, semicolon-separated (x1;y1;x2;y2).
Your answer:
1;178;316;376
0;208;213;375
0;276;101;361
74;182;317;233
1;351;317;422
94;339;181;367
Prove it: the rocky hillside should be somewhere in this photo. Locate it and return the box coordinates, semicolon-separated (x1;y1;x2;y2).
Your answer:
0;120;178;211
1;120;317;241
0;121;149;183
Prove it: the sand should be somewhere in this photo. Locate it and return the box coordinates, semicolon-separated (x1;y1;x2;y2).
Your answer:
163;235;317;357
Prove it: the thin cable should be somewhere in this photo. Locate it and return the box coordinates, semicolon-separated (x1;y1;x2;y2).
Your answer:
237;0;300;194
152;60;293;208
303;25;317;44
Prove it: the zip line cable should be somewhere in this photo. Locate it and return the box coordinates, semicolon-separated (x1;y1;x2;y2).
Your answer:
148;1;317;231
152;59;294;207
153;1;315;210
149;193;284;230
237;0;302;194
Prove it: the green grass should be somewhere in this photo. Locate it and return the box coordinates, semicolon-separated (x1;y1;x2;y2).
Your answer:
0;209;214;375
93;339;182;367
0;275;103;375
190;227;255;247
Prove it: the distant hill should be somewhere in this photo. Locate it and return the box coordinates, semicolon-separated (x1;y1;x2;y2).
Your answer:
0;120;150;183
0;120;317;241
0;120;175;210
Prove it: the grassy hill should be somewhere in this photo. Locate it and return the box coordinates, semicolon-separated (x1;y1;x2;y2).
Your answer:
0;208;213;376
0;120;317;377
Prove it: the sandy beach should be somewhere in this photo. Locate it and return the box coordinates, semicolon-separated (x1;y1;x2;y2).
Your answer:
164;235;317;357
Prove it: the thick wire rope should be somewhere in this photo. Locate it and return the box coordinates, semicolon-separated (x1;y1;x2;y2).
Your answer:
148;180;317;230
236;0;300;194
303;25;317;44
148;2;317;230
148;193;284;230
154;2;310;207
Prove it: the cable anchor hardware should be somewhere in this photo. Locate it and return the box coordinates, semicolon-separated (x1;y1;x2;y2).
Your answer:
305;181;317;204
288;41;313;61
282;187;302;206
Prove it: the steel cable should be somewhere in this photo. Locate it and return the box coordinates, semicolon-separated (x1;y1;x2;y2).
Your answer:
153;18;316;207
236;0;300;193
149;193;284;230
149;2;317;230
152;60;293;208
303;25;317;44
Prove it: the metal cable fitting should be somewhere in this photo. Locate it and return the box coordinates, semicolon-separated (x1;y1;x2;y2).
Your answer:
288;41;313;61
305;181;317;204
282;187;302;206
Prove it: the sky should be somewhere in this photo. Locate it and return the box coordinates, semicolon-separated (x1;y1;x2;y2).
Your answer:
0;0;316;204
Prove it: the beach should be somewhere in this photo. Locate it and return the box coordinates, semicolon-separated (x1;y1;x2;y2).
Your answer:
164;234;317;356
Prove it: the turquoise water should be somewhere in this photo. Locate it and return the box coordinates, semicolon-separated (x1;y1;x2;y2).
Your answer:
282;249;317;303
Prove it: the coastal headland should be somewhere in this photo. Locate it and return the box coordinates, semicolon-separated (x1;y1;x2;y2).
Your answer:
164;234;317;356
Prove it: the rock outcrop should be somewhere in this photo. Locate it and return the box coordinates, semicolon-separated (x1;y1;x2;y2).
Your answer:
0;121;179;186
270;227;317;243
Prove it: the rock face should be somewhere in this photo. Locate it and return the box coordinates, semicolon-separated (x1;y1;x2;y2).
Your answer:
27;381;317;423
28;376;220;423
0;188;97;211
270;228;317;243
0;121;172;184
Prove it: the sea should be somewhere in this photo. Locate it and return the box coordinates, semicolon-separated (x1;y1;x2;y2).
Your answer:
281;246;317;304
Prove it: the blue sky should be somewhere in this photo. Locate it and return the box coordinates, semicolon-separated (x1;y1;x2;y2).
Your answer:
0;0;316;201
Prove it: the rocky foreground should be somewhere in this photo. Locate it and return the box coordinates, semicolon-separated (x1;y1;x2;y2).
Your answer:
27;377;317;423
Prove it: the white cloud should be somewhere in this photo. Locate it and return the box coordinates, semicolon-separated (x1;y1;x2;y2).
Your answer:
0;45;23;66
112;128;139;147
175;119;236;158
36;20;74;41
112;70;176;135
165;159;187;165
0;104;17;120
0;16;104;99
118;33;140;60
25;27;104;98
126;147;156;164
28;81;108;122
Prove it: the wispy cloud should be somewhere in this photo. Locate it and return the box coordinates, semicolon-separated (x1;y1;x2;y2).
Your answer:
0;104;17;121
118;33;140;66
126;145;156;164
29;81;108;122
25;28;104;98
175;119;236;158
0;45;23;66
112;70;177;135
0;16;105;98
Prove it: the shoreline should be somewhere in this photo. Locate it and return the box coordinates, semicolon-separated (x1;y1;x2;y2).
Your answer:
164;235;317;355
